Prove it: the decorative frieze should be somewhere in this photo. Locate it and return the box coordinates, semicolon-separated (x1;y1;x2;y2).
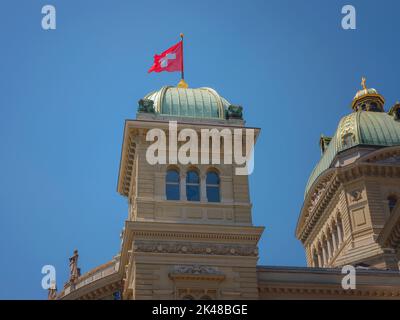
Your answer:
172;265;223;275
133;240;258;256
170;265;225;282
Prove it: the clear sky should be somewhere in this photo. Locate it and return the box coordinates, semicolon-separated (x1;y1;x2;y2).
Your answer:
1;0;400;299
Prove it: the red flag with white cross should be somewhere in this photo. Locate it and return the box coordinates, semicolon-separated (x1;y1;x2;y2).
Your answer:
148;41;183;73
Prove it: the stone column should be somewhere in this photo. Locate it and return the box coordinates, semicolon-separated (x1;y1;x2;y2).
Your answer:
337;223;343;245
322;245;327;267
180;173;186;200
220;176;233;203
154;172;165;201
332;231;337;252
326;238;332;262
200;173;207;202
317;252;323;268
312;251;318;267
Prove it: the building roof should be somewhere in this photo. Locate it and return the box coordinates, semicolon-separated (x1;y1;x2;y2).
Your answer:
305;110;400;197
143;86;230;119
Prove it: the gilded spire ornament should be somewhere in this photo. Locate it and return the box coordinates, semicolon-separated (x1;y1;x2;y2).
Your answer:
361;77;367;90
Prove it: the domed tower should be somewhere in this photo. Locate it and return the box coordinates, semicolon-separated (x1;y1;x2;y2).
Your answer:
116;84;263;300
296;78;400;270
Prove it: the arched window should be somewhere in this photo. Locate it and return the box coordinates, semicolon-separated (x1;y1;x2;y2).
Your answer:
182;295;194;300
343;133;354;148
200;295;212;300
206;171;220;202
186;170;200;201
166;169;180;200
395;108;400;120
388;195;398;212
369;102;380;112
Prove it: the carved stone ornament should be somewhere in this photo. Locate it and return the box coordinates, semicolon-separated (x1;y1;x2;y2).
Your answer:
340;115;355;137
350;190;363;202
226;104;243;120
138;98;155;113
170;265;225;282
133;241;258;256
308;182;328;214
68;250;80;283
48;286;57;300
172;265;223;275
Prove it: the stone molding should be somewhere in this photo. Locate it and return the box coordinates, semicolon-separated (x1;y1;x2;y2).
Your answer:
124;221;264;243
259;285;400;298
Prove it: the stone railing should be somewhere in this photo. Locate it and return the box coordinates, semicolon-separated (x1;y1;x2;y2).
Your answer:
59;256;120;298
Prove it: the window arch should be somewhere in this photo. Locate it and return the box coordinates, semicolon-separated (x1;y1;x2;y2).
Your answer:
388;195;398;212
369;102;380;112
206;171;220;202
166;169;180;200
186;170;200;201
395;108;400;120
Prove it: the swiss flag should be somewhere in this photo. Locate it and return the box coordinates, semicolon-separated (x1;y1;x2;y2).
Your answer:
148;41;183;73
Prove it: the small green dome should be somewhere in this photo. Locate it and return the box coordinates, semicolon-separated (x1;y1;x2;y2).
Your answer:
305;111;400;196
354;88;379;100
143;86;230;119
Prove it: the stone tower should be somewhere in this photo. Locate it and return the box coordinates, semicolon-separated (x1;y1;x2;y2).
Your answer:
296;79;400;270
117;85;264;300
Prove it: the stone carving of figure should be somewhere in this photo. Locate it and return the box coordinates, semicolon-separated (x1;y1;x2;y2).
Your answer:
69;249;80;283
48;286;57;300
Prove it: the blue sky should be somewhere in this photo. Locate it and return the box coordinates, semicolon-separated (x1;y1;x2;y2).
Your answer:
0;0;400;299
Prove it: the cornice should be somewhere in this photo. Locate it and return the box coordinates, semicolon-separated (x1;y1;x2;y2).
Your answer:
259;284;400;298
124;220;264;243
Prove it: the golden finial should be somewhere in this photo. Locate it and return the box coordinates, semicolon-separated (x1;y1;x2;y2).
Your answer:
180;33;184;39
177;79;188;88
361;77;367;90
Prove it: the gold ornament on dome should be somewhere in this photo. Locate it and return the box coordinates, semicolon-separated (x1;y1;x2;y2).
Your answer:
361;77;367;90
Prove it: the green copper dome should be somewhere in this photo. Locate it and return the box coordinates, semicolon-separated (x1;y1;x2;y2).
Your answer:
143;86;230;119
305;111;400;196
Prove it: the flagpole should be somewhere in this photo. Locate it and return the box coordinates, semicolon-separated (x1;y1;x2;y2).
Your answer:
177;33;188;88
180;33;184;80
